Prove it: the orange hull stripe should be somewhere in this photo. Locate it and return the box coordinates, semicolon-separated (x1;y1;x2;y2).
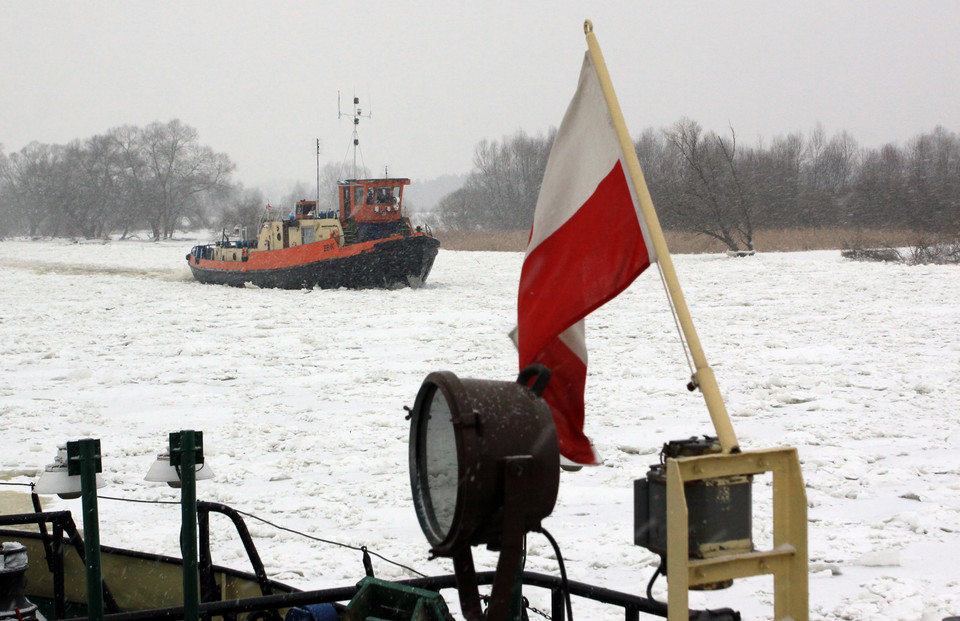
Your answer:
192;233;427;272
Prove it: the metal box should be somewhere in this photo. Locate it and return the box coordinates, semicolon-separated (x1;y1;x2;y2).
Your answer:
634;437;754;590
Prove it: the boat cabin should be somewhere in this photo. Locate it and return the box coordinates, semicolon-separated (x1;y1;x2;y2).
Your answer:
295;200;317;219
339;178;410;224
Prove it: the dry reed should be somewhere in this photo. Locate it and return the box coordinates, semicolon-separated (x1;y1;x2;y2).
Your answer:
435;228;919;254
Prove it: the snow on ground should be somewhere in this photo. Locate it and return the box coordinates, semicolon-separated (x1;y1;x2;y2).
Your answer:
1;237;959;620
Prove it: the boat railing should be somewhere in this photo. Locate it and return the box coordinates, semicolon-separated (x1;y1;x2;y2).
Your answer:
0;507;121;618
2;501;738;621
263;211;338;224
65;570;740;621
0;497;289;621
197;501;276;605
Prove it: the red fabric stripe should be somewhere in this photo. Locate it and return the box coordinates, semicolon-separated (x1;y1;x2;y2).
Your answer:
518;160;652;364
528;335;595;463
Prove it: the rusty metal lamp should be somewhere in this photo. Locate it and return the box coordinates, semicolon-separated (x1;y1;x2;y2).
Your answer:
408;365;559;621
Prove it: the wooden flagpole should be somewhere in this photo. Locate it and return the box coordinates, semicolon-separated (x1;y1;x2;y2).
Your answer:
583;20;740;454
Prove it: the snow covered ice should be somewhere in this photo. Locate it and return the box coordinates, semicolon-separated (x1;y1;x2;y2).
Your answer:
1;238;959;619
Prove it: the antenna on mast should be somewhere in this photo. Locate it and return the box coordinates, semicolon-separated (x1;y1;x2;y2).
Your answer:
338;90;372;179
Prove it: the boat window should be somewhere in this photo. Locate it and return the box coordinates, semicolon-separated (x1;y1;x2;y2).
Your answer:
343;188;351;210
354;187;364;207
366;187;375;205
376;187;399;205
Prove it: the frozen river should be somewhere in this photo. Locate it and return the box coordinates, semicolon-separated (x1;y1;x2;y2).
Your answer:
2;237;958;619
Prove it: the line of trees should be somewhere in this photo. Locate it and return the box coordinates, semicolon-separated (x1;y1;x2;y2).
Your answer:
436;130;556;230
437;121;960;251
0;120;234;240
4;118;957;250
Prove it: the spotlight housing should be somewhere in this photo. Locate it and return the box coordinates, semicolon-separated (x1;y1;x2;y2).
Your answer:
408;365;559;621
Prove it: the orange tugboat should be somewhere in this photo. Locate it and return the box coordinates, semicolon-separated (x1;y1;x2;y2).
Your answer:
186;178;439;289
187;95;439;289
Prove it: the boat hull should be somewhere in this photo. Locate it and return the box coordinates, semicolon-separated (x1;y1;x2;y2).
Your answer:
0;527;295;620
188;234;439;290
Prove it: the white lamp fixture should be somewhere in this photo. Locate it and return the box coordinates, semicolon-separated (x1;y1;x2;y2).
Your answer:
144;451;214;488
34;444;106;499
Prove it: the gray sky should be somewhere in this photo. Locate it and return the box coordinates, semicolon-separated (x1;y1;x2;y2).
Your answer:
3;1;959;193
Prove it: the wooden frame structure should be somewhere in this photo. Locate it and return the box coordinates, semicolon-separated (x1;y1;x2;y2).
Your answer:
665;448;808;620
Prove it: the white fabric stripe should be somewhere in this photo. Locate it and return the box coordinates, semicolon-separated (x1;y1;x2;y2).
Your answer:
525;52;656;263
558;320;587;363
527;53;621;255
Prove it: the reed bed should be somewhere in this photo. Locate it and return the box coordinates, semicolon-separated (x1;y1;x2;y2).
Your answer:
434;228;919;254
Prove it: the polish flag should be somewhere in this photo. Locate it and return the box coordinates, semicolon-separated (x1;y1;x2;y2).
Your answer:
518;52;657;465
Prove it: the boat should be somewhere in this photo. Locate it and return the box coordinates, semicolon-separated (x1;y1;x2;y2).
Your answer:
186;179;439;289
187;95;439;290
0;500;301;621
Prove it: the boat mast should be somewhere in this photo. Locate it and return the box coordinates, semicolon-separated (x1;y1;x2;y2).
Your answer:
316;138;321;206
338;91;371;179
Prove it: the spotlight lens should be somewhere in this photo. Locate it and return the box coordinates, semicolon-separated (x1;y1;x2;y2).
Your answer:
422;388;458;540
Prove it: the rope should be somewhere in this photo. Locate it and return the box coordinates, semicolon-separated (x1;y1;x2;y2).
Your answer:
230;507;427;578
98;495;179;505
645;562;664;603
655;261;695;380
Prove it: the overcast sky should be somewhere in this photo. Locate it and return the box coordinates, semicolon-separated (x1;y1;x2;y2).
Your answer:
3;1;959;194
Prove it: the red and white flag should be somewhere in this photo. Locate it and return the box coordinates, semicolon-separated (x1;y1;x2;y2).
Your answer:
518;52;657;465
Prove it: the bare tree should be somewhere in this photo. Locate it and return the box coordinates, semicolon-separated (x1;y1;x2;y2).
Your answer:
716;127;758;250
214;185;267;236
0;145;12;237
3;142;65;236
661;118;755;251
132;120;234;239
56;135;128;238
438;129;554;230
853;143;910;229
905;126;960;233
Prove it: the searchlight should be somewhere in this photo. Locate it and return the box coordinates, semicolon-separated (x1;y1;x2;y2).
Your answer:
407;365;559;621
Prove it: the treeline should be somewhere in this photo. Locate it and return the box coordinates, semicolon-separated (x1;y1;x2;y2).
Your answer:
0;120;234;240
438;121;960;251
5;118;958;250
437;131;556;230
0;120;369;241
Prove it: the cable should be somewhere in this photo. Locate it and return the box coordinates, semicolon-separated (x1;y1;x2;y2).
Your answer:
645;562;664;603
10;482;428;580
537;527;573;621
92;493;427;578
98;495;179;505
656;261;695;379
231;507;427;578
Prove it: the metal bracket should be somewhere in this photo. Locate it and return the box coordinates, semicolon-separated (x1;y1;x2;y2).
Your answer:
665;447;808;620
170;430;204;467
65;439;101;476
